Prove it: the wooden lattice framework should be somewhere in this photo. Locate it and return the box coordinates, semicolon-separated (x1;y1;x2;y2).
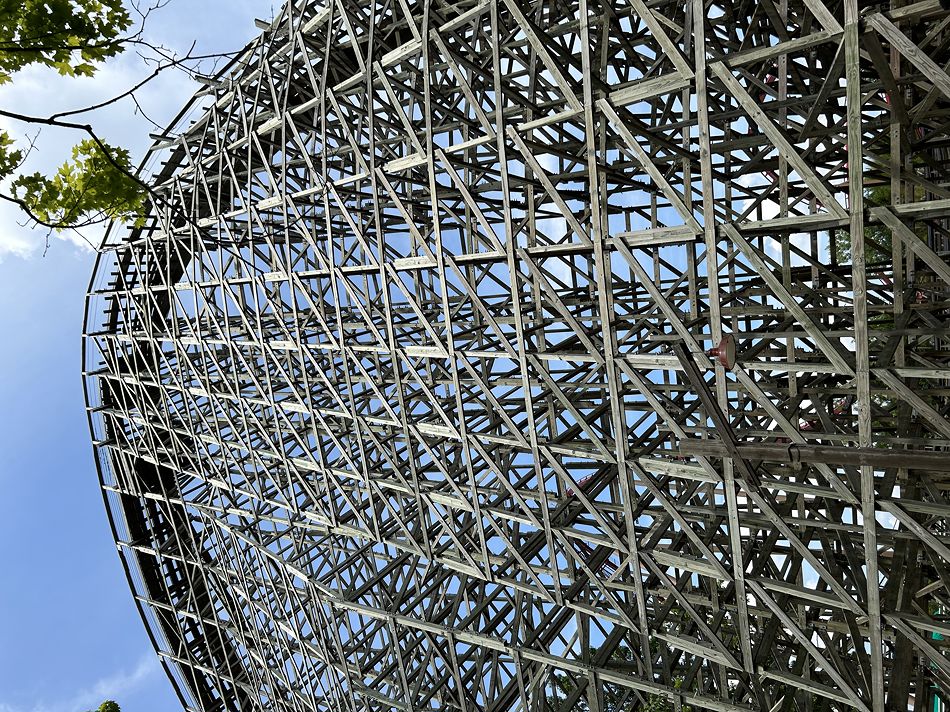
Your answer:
83;0;950;710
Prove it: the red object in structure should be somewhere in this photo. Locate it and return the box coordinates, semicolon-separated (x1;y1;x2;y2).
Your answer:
707;334;736;369
565;474;595;498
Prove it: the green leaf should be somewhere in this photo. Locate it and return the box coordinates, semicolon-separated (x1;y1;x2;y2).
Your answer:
11;138;146;230
0;130;23;179
0;1;133;79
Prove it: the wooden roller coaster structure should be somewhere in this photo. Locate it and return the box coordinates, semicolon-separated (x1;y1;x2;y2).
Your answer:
83;0;950;709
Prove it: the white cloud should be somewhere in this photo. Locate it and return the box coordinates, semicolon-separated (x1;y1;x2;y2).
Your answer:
63;653;161;712
0;223;40;260
0;651;161;712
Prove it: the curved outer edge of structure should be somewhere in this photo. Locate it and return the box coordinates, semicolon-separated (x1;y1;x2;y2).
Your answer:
83;0;950;710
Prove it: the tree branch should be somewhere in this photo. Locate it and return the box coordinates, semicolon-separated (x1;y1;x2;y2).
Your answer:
47;43;239;121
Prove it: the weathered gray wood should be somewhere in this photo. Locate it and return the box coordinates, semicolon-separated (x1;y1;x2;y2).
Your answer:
867;13;950;102
723;224;854;375
80;1;950;710
711;63;849;219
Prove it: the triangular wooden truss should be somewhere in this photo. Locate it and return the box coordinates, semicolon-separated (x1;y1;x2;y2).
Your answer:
84;0;950;710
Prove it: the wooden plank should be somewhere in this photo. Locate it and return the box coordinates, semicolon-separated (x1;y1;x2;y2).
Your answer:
599;99;702;232
867;13;950;102
874;368;950;439
711;63;848;218
873;206;950;286
723;224;854;376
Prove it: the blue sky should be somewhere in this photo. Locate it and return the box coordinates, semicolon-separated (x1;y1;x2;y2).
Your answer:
0;4;261;712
